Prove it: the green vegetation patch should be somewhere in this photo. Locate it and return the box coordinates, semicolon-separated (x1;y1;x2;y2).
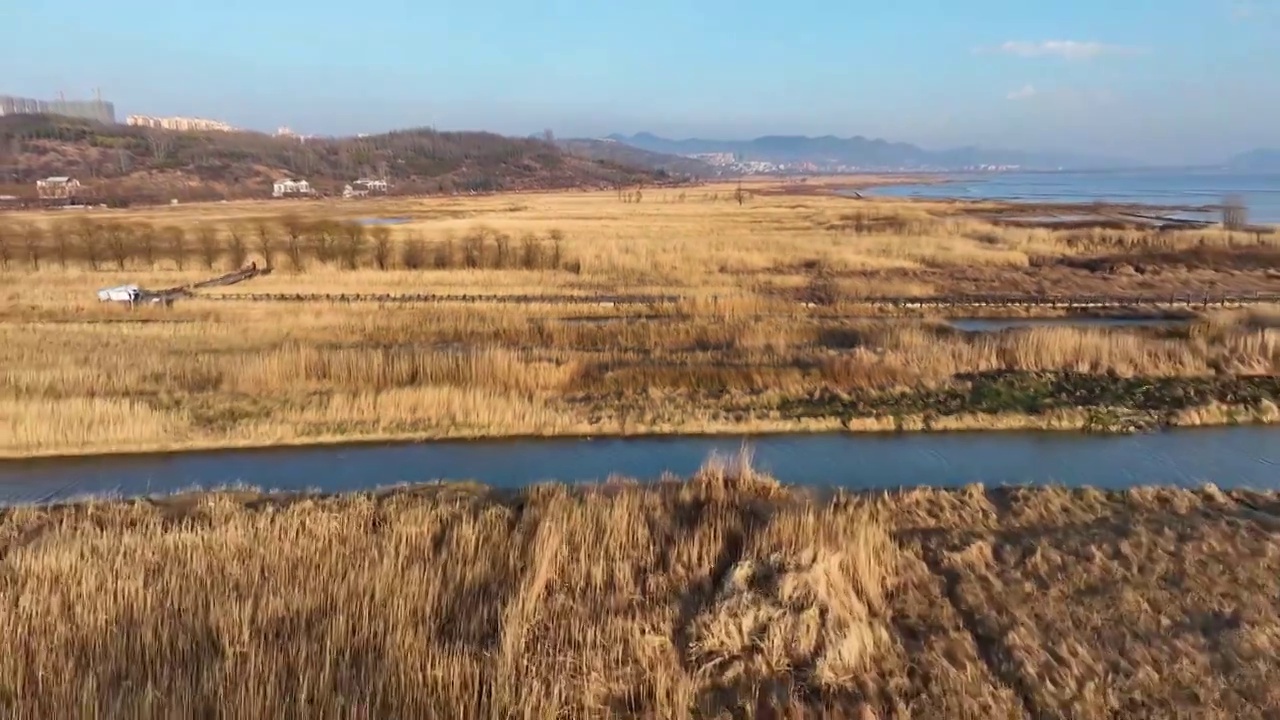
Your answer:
775;371;1280;426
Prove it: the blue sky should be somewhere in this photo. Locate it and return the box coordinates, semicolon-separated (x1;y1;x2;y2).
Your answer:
2;0;1277;163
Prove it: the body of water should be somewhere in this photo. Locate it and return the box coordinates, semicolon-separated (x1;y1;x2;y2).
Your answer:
355;217;413;226
2;427;1278;505
946;317;1190;332
868;170;1280;224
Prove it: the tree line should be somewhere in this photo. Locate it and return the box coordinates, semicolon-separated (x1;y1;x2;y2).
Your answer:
0;214;577;274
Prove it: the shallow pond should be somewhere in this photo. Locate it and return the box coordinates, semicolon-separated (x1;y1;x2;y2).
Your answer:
2;426;1277;505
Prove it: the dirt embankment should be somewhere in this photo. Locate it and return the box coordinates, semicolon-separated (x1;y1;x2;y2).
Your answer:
2;468;1279;718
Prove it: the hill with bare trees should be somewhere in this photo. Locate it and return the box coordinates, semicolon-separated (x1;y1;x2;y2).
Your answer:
0;115;668;204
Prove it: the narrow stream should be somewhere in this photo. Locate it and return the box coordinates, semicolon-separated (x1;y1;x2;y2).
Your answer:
2;426;1277;505
946;317;1190;332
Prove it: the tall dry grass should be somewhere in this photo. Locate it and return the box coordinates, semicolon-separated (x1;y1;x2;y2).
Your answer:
4;468;1280;717
0;458;896;718
0;297;1277;455
4;185;1275;291
2;185;1278;455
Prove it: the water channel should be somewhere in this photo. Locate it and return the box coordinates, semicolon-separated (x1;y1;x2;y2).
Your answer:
945;316;1190;332
2;426;1277;506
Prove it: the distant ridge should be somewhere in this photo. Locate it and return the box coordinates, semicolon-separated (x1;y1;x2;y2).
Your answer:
606;132;1135;171
554;137;724;178
0;114;669;202
1226;149;1280;172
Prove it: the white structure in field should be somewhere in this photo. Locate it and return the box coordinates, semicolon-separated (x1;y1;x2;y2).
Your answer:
97;284;142;304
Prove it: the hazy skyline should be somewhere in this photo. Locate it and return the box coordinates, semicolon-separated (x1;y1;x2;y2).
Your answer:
3;0;1278;164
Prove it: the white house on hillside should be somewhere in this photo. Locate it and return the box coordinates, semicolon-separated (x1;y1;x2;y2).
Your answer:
343;178;389;198
36;176;82;200
272;178;313;198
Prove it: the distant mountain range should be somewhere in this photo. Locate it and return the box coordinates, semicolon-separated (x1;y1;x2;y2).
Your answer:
603;132;1136;171
554;138;723;178
1226;148;1280;172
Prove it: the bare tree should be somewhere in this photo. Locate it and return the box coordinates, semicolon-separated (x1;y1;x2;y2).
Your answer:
549;229;564;269
254;219;276;268
734;181;747;206
162;226;188;270
226;224;249;268
280;215;307;271
494;231;512;269
520;232;544;270
308;220;337;265
134;222;158;268
462;228;486;269
73;218;103;271
105;222;133;270
336;221;367;270
194;224;220;270
369;225;393;270
433;234;456;269
51;221;72;269
400;234;427;270
147;130;174;163
1223;194;1248;231
20;223;44;270
0;220;11;271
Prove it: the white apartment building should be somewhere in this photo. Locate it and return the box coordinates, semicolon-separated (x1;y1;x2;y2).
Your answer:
127;115;235;132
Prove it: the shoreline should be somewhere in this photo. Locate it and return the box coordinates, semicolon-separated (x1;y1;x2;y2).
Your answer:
838;174;1280;227
3;403;1276;462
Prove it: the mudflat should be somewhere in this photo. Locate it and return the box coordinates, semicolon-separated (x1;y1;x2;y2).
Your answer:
2;464;1277;718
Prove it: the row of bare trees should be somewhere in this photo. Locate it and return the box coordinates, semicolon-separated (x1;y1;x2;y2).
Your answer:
0;214;575;273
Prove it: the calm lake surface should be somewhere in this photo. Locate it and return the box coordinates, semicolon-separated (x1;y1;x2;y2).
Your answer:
2;427;1278;505
869;170;1280;223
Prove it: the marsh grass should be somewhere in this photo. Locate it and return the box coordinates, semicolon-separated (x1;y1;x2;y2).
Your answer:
3;184;1275;285
0;300;1277;454
0;456;897;718
2;184;1278;455
3;460;1279;717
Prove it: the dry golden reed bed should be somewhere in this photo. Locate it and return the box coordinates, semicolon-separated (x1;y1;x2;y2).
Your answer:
2;457;1279;718
2;181;1279;456
1;300;1278;456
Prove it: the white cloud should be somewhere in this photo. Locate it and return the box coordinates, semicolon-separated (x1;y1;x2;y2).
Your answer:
1005;85;1118;105
978;40;1144;60
1006;84;1038;100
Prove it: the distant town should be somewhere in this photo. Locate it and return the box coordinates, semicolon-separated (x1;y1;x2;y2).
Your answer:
2;91;1029;179
683;151;1021;175
0;91;318;142
0;91;373;205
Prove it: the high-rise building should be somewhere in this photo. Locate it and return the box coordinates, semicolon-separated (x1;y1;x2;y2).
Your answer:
0;94;116;124
126;115;235;132
0;96;47;116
